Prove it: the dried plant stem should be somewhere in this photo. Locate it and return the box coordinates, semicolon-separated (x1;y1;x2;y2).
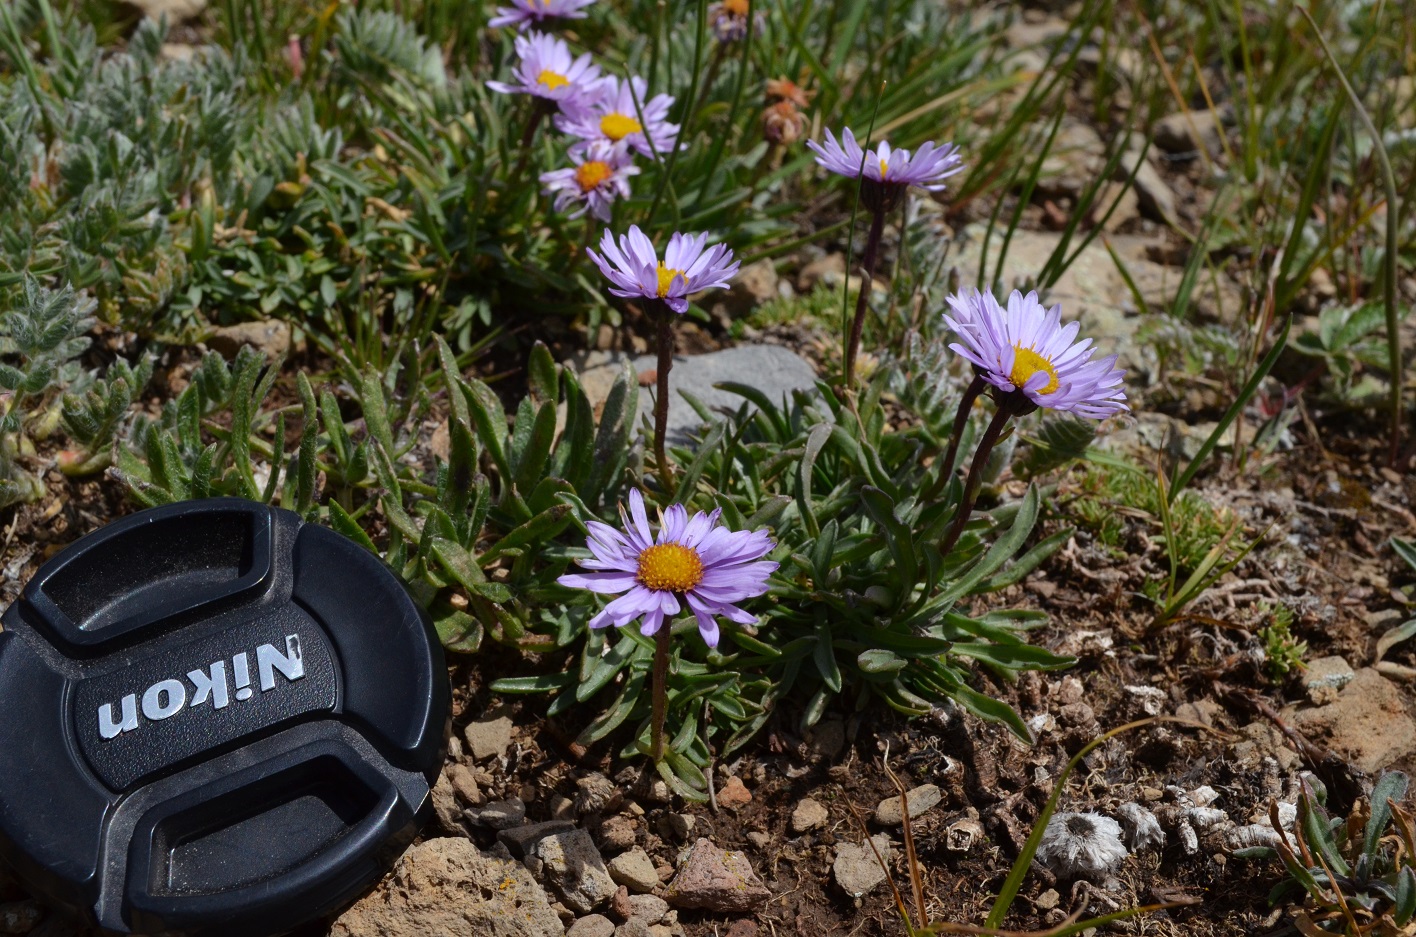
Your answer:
938;403;1013;559
845;208;885;390
654;309;676;492
649;623;672;761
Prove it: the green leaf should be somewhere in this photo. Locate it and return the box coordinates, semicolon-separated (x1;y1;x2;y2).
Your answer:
813;622;842;693
857;648;907;675
491;673;576;694
527;340;559;406
1364;771;1409;857
433;604;484;653
938;485;1040;604
327;500;378;553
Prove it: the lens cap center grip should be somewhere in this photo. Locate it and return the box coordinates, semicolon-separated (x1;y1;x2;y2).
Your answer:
0;498;450;936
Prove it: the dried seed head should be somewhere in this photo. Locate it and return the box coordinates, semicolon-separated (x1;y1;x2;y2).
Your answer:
1035;812;1129;881
1117;802;1166;852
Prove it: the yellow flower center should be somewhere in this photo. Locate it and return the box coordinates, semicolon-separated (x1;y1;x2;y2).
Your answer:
636;543;704;592
575;160;613;192
723;0;750;14
1009;345;1060;395
600;113;643;141
879;158;889;179
537;70;570;91
656;263;684;298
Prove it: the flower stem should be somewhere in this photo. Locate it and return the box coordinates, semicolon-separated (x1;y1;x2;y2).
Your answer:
844;207;885;390
649;623;672;761
923;374;986;502
654;307;676;493
937;402;1013;560
512;100;551;185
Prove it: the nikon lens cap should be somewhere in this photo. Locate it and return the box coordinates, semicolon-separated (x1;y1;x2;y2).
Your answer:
0;498;450;936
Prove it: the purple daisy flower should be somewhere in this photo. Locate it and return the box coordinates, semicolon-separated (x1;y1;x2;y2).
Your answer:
587;225;740;314
943;288;1128;419
556;75;680;160
558;489;777;648
540;142;639;222
708;0;761;42
486;31;601;104
489;0;597;30
807;127;963;212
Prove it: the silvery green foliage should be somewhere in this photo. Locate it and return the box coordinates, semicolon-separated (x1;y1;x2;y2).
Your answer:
60;354;154;476
0;15;247;330
0;279;95;507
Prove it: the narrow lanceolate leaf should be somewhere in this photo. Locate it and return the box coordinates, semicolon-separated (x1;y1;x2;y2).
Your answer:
938;485;1040;604
294;372;319;516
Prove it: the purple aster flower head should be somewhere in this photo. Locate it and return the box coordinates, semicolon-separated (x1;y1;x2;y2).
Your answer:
587;225;741;314
708;0;761;42
486;31;600;104
557;488;777;648
540;142;639;222
555;75;680;160
943;288;1128;419
807;127;964;213
489;0;597;30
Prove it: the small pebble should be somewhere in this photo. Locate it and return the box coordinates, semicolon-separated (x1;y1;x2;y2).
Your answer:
476;797;527;830
446;763;483;806
875;784;942;826
568;914;616;937
790;798;829;834
717;776;752;809
608;847;661;893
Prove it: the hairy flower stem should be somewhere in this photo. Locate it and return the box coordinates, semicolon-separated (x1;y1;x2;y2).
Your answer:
844;207;885;390
654;308;676;492
923;374;986;502
649;624;672;761
512;100;552;185
937;403;1014;560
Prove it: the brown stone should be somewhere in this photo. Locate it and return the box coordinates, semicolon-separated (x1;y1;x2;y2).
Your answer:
1287;669;1416;773
717;776;752;809
666;839;770;913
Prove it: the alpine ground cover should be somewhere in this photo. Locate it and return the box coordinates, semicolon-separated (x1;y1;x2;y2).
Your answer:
1;0;1416;934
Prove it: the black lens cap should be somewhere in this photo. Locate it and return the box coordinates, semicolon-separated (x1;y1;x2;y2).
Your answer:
0;498;449;936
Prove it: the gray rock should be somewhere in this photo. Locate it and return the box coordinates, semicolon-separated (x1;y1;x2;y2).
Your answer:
1125;153;1178;226
607;847;660;893
476;797;528;830
875;784;942;827
652;346;819;443
833;835;895;898
465;706;516;762
597;815;639;851
568;916;615;937
431;771;463;833
129;0;207;22
1153;109;1224;155
790;798;829;834
329;838;563;937
796;252;845;292
448;763;484;806
666;839;771;913
658;814;695;842
501;821;578;859
720;259;783;316
613;921;652;937
534;830;618;914
206;320;291;362
620;893;669;923
1303;656;1356;705
1287;669;1416;773
1039;121;1106;197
